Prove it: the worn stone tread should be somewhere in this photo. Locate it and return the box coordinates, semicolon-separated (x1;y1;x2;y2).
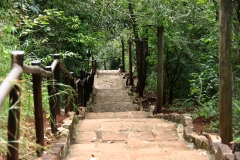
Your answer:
65;70;210;160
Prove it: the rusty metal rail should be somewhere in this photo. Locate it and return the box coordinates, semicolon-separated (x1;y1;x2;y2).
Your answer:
0;51;97;159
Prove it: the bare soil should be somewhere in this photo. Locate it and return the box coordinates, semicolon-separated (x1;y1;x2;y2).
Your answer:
2;113;65;160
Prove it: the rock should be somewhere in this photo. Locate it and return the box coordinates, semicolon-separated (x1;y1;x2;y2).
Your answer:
235;152;240;160
57;127;69;137
216;143;234;160
208;134;221;154
183;126;193;141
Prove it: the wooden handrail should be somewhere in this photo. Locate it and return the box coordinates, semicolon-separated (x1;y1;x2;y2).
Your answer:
51;59;59;72
0;64;22;107
23;64;52;77
60;63;74;79
0;50;98;159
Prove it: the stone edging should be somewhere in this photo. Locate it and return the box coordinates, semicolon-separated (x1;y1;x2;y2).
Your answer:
38;111;77;160
149;113;240;160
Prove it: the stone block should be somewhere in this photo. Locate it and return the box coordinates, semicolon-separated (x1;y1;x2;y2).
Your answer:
183;116;193;127
216;143;234;160
158;113;164;119
191;134;208;149
48;147;61;159
167;114;171;121
179;114;186;125
78;107;86;119
40;154;58;160
174;114;181;123
170;113;177;122
163;114;168;120
235;152;240;160
183;126;193;141
53;143;66;157
208;134;221;154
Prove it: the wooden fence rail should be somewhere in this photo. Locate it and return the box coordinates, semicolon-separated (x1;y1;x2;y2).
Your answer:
0;51;97;159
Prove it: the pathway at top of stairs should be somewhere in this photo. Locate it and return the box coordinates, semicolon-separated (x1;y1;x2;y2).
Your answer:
65;70;213;160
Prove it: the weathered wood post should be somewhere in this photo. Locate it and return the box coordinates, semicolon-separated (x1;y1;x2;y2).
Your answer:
45;66;57;134
64;74;70;114
7;51;24;160
156;26;164;113
219;0;232;144
79;70;84;106
138;40;144;97
32;60;44;156
86;72;91;101
70;72;78;114
84;71;88;107
69;72;75;112
121;39;125;72
90;68;94;93
128;40;133;86
53;54;61;115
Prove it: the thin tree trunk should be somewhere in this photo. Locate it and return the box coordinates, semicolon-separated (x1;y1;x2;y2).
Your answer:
156;26;164;113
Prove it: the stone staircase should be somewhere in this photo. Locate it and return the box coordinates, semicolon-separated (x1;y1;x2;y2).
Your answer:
65;70;212;160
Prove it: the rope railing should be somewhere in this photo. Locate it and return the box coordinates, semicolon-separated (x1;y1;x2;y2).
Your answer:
0;51;97;159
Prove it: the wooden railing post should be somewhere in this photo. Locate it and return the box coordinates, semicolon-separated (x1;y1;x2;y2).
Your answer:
69;72;77;112
45;66;57;134
79;70;84;106
138;40;144;97
89;68;94;93
84;71;88;107
32;60;44;156
69;72;74;112
7;51;24;160
128;40;133;86
64;74;70;114
54;54;61;115
121;39;125;72
77;75;82;110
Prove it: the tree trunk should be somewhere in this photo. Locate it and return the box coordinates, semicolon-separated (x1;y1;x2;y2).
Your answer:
219;0;233;145
128;0;139;93
143;39;148;90
121;39;125;72
156;26;164;113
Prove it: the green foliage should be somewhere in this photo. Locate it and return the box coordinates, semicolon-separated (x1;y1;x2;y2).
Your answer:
233;99;240;139
192;100;218;119
1;0;240;156
145;71;157;93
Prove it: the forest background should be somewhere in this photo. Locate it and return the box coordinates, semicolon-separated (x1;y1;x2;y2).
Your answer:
0;0;239;158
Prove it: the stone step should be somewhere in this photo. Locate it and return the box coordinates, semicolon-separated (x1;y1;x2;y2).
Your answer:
90;107;137;113
66;116;210;160
91;94;131;99
91;103;137;108
85;111;148;119
92;100;133;105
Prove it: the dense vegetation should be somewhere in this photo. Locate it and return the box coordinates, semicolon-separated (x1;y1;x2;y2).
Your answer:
0;0;239;157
